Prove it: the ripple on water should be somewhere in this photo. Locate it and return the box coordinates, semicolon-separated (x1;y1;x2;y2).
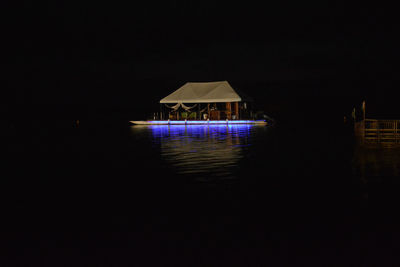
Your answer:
131;124;268;179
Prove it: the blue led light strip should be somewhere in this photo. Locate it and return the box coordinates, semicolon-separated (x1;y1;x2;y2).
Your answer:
146;120;266;125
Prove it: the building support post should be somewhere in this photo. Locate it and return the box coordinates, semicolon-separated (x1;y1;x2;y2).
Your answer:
234;102;239;120
226;102;231;120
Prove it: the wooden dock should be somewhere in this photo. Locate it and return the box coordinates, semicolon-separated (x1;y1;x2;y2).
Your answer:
355;119;400;147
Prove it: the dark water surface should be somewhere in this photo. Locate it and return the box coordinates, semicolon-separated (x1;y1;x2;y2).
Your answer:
4;120;400;266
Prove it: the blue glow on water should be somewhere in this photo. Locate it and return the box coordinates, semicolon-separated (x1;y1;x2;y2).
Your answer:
130;123;270;179
144;124;257;177
149;124;254;139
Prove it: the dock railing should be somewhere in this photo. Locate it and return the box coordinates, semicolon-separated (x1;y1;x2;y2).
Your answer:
355;119;400;147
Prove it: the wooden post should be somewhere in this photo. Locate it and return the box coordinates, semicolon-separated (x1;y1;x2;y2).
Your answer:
363;100;366;121
234;102;239;120
207;103;210;120
226;102;231;120
198;104;201;120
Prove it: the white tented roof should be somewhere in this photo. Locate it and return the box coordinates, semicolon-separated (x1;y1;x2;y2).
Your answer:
160;81;242;103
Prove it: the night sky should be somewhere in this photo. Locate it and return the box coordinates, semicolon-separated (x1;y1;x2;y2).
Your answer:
5;1;400;120
4;2;400;265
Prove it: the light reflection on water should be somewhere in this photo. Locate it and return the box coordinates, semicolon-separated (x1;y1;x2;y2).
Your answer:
129;124;400;184
132;125;263;178
352;147;400;178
